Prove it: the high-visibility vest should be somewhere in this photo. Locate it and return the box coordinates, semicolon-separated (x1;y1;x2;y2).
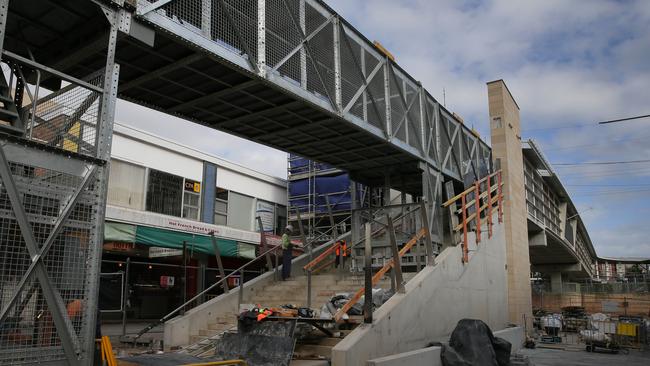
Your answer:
335;241;347;257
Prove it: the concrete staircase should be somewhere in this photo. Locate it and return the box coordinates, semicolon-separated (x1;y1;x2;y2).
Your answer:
183;271;415;362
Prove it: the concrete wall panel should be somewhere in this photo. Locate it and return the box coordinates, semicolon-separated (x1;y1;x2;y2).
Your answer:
331;213;508;365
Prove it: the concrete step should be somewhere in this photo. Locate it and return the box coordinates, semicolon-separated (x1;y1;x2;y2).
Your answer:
189;335;209;344
293;344;333;359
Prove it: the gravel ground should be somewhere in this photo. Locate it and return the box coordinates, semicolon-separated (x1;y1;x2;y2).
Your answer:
519;347;650;366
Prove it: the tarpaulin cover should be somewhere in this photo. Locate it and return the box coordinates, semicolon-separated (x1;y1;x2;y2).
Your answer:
104;222;136;243
440;319;511;366
238;241;257;259
134;226;238;257
288;173;353;213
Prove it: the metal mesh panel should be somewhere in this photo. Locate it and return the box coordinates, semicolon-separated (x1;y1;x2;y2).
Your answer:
160;0;258;62
389;68;406;142
0;148;100;364
304;5;335;104
25;73;103;158
404;81;420;150
339;30;364;114
266;0;303;83
366;66;386;131
425;99;437;162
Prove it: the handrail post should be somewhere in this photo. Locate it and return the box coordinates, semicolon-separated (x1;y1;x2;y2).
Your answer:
461;195;468;263
474;181;481;244
487;175;493;238
210;232;229;294
296;209;311;308
497;171;503;223
387;215;405;293
256;217;274;275
418;201;434;266
363;223;373;323
325;195;343;277
238;269;244;310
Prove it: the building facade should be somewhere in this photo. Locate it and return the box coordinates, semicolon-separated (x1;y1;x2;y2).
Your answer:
99;123;288;319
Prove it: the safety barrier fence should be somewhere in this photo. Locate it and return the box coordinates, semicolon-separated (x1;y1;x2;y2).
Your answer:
442;170;503;263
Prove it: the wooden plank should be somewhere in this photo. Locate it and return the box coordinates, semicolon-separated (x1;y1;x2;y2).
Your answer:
334;228;426;321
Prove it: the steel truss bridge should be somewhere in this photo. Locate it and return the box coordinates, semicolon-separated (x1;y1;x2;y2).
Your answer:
0;0;491;364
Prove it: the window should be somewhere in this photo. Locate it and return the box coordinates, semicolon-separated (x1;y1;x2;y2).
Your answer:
214;188;228;225
275;204;287;235
107;160;146;210
183;191;200;220
227;191;254;231
146;169;183;217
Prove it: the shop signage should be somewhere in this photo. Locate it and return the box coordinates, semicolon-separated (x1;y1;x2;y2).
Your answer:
160;276;175;288
255;200;275;233
106;205;260;244
149;246;183;258
184;179;201;193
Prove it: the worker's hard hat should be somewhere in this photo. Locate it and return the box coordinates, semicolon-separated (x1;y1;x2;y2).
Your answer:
285;225;293;231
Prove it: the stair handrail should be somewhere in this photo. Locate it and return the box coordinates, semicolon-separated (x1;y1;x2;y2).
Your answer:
129;227;351;343
441;170;504;263
302;206;420;272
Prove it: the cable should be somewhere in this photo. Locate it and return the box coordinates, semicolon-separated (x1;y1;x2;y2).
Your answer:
597;114;650;125
552;159;650;166
572;188;650;196
533;133;650;152
566;183;650;187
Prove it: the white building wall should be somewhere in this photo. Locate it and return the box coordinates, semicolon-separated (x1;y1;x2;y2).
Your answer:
111;133;203;182
109;123;286;206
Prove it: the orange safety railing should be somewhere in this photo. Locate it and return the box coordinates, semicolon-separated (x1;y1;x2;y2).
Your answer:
442;170;504;263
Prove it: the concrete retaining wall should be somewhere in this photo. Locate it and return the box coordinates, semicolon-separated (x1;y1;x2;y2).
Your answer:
163;234;348;349
366;326;524;366
332;216;508;365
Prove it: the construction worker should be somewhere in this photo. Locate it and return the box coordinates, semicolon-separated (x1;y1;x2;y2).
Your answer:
335;240;347;268
282;225;294;280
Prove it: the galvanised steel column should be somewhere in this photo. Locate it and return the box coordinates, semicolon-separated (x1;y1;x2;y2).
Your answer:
82;5;123;364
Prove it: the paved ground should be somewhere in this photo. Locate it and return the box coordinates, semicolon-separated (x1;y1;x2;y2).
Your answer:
519;347;650;366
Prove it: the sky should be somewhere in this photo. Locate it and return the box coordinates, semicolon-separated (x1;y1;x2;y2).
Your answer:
117;0;650;258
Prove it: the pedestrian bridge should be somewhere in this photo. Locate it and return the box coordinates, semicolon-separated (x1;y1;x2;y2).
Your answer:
5;0;490;194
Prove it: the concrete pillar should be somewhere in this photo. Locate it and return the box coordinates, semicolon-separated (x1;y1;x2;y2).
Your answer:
551;272;563;293
488;80;533;329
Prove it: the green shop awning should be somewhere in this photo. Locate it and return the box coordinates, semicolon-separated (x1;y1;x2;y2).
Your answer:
104;222;239;258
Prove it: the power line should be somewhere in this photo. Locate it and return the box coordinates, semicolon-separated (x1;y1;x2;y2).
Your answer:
597;114;650;125
566;183;650;187
535;133;650;152
552;159;650;166
572;188;650;196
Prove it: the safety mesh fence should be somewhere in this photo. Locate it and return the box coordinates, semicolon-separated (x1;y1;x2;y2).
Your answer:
143;0;485;182
0;150;102;364
23;71;103;159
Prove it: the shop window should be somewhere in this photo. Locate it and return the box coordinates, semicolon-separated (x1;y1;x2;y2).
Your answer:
183;191;200;220
227;191;254;231
182;179;201;221
146;169;183;217
214;188;228;225
108;160;146;210
275;204;287;235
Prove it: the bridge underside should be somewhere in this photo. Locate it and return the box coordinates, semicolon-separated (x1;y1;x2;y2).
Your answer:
528;219;590;277
6;0;427;194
